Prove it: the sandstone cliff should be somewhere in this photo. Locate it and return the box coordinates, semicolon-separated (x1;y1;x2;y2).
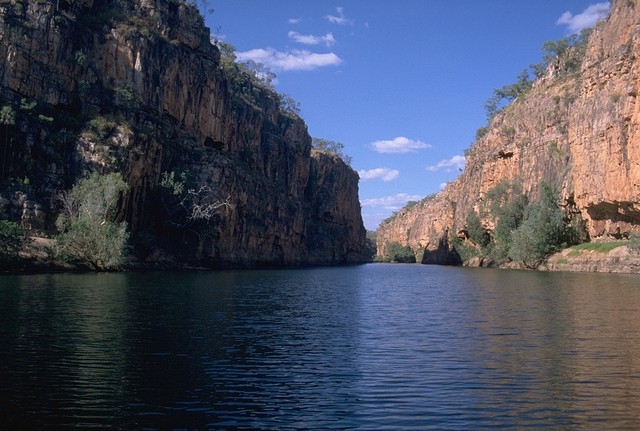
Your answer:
0;0;368;267
377;0;640;265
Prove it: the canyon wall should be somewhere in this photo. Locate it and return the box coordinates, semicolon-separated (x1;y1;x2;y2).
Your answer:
0;0;368;267
377;0;640;261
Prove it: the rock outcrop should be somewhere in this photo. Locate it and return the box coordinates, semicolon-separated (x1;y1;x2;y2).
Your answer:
0;0;368;267
545;245;640;273
377;0;640;266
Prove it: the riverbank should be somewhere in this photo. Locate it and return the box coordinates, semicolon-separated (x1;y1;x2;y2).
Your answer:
543;243;640;274
4;237;640;275
1;236;204;274
460;241;640;274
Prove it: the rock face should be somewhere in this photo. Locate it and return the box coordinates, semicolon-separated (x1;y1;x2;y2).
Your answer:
0;0;368;267
377;0;640;262
545;246;640;274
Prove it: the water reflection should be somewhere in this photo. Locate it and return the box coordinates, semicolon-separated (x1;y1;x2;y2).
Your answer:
1;274;129;428
1;267;640;429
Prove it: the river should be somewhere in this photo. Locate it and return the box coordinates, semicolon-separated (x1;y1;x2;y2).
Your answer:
1;265;640;429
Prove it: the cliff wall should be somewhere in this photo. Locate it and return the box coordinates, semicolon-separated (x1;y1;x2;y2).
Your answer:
377;0;640;261
0;0;368;267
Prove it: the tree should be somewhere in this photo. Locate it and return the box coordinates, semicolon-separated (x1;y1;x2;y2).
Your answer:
159;170;233;229
508;182;574;268
311;137;352;165
385;242;416;263
485;69;533;121
484;180;528;260
55;172;129;270
466;210;490;247
279;93;301;116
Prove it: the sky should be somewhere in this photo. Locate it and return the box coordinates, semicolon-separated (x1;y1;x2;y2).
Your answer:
203;1;611;231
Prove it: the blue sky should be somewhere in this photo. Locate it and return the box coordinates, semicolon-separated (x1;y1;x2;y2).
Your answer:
204;1;610;230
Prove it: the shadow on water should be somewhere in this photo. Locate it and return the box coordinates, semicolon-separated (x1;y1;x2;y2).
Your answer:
1;266;640;429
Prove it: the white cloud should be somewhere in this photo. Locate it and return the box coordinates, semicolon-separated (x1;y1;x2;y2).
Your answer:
288;17;302;24
358;168;399;182
371;136;431;154
557;2;610;34
426;155;466;172
288;31;336;47
236;48;342;71
326;7;353;25
361;193;423;209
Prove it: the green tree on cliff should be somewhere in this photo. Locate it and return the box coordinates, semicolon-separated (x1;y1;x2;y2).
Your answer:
385;242;416;263
508;181;577;268
312;137;352;165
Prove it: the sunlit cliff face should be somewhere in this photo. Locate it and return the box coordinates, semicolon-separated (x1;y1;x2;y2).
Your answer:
377;0;640;259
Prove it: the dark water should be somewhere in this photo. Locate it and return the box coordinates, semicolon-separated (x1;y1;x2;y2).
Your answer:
2;265;640;430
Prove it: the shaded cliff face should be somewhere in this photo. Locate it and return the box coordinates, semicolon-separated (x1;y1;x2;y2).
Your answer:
0;0;368;266
377;0;640;259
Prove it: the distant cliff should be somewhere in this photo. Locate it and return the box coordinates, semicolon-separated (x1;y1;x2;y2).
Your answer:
0;0;368;267
377;0;640;266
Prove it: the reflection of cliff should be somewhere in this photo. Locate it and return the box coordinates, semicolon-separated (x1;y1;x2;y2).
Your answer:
0;0;368;267
377;0;640;261
465;270;640;425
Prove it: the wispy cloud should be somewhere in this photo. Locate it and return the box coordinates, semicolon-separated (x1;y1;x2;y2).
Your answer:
426;155;466;172
371;136;431;154
326;7;353;25
557;2;610;34
361;193;423;209
358;168;399;182
288;17;302;24
288;31;336;47
236;48;342;71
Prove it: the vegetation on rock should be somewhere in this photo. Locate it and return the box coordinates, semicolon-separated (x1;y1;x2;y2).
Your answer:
377;241;416;263
482;28;593;124
311;137;352;165
0;219;25;264
55;172;129;270
454;180;581;268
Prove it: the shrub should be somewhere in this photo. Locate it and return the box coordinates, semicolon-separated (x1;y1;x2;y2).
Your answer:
0;220;25;262
451;235;478;263
466;211;490;247
484;180;527;260
311;137;352;166
385;242;416;263
508;182;574;268
55;172;129;270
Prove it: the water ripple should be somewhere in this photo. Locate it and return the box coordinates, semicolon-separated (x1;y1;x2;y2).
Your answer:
1;267;640;429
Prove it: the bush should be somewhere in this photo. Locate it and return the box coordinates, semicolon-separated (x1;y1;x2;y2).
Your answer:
508;182;574;268
385;242;416;263
466;211;490;247
312;137;352;166
55;172;129;270
484;181;527;261
0;220;25;262
56;218;128;270
451;235;478;263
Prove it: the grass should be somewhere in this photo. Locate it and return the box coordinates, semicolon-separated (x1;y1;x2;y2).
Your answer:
568;241;626;254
